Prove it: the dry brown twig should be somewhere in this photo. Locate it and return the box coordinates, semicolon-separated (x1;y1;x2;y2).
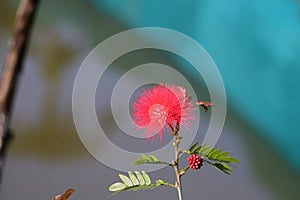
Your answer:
0;1;76;199
0;0;40;181
52;189;75;200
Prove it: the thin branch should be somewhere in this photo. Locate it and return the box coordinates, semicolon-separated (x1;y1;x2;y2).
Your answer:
161;182;177;189
0;0;40;181
179;165;190;176
171;122;183;200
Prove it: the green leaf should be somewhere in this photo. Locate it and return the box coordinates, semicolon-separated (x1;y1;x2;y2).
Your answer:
141;154;149;159
189;142;198;152
135;171;145;185
199;145;212;155
151;180;166;190
119;174;133;187
193;145;204;154
208;148;222;158
108;171;170;198
155;179;165;185
215;151;230;159
128;171;139;186
132;154;169;165
190;144;239;164
219;156;240;163
142;171;151;185
108;182;126;192
185;143;239;174
193;144;211;155
221;163;233;171
148;155;159;162
214;163;233;175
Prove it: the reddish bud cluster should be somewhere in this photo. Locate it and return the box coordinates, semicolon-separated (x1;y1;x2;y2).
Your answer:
187;154;203;170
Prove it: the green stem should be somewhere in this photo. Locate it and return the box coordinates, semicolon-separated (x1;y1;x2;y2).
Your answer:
162;182;177;189
179;165;190;176
171;122;183;200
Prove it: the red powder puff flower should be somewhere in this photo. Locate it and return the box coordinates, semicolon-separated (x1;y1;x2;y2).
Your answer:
131;84;195;140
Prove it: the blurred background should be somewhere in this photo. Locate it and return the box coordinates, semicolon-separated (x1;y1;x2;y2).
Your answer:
0;0;300;199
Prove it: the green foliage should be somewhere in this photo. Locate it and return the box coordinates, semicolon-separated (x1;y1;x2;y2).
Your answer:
128;171;139;186
213;163;233;175
187;143;239;175
108;171;167;197
132;154;169;165
188;142;199;152
119;174;133;187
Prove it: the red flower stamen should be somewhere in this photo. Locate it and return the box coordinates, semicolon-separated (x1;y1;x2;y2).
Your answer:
131;84;195;140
